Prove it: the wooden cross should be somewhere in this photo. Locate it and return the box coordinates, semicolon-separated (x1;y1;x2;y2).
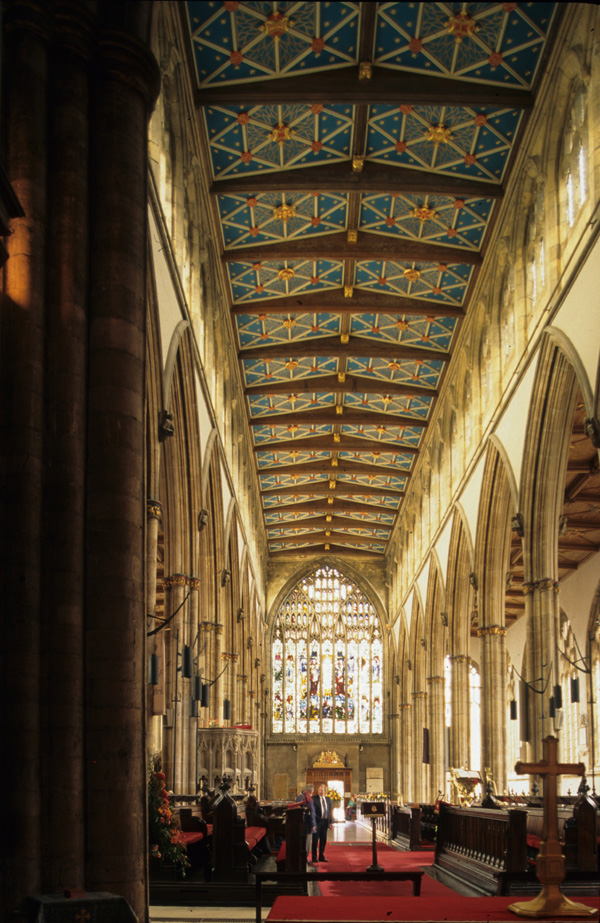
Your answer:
508;735;596;918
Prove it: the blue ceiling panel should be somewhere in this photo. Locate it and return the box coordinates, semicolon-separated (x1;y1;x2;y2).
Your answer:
354;259;472;305
219;191;348;248
373;3;555;88
249;393;336;417
349;313;457;351
366;103;522;183
242;356;339;387
335;509;396;526
260;472;329;490
253;422;333;445
189;2;361;86
336;472;408;492
342;392;433;420
359;192;493;250
340;423;424;449
265;510;325;524
346;355;444;391
229;259;344;303
338;449;415;470
257;449;333;468
205;103;354;178
236;311;341;347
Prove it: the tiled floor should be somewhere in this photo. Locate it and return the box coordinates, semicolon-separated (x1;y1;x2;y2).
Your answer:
150;820;374;923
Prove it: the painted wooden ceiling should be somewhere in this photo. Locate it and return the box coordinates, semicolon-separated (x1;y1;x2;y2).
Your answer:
184;1;558;559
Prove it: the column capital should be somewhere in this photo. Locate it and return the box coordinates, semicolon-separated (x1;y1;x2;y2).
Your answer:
426;675;444;685
146;499;162;521
163;573;187;588
450;654;471;664
411;691;428;699
522;578;559;596
476;625;507;637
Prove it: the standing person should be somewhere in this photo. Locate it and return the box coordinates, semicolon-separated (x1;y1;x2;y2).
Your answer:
312;784;333;862
345;793;356;821
296;783;317;865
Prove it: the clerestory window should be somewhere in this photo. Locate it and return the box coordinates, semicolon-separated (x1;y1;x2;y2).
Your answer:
271;564;383;734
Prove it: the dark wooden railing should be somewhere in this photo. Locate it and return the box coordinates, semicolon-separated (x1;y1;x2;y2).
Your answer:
434;804;528;894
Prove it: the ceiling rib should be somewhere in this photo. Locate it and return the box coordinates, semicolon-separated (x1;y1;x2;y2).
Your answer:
222;233;482;265
211;163;504;198
253;437;419;452
251;409;428;428
240;340;448;361
196;69;535;109
245;374;438;397
231;290;464;317
259;463;410;480
265;500;399;516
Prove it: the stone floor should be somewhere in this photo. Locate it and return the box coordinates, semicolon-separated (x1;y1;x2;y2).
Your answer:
150;820;373;923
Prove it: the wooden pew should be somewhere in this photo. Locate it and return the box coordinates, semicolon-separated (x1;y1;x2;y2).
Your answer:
176;807;212;875
434;798;599;896
391;805;422;851
275;804;306;873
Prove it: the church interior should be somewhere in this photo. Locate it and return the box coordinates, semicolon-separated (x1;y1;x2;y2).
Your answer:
1;1;599;921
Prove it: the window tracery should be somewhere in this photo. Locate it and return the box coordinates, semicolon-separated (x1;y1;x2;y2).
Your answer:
526;186;545;306
562;82;589;228
271;565;383;735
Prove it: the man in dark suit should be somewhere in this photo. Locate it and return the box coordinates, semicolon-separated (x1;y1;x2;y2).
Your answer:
312;784;333;862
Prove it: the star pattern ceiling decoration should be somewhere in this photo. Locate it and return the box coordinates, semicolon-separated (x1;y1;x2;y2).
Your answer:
186;0;560;558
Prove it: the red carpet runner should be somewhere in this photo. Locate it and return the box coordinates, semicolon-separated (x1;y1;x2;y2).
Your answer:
266;845;599;922
315;844;450;897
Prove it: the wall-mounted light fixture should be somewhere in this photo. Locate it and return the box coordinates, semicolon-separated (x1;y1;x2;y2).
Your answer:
148;653;159;686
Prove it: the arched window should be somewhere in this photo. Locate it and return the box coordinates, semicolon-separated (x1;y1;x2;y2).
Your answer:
271;564;383;735
562;82;588;228
500;264;516;364
526;186;545;305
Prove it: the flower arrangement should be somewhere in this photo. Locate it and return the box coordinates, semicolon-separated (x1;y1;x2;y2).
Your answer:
148;768;190;876
326;787;341;802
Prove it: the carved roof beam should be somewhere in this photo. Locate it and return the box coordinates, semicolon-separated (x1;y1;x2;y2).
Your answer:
223;232;482;265
240;340;447;362
196;70;534;109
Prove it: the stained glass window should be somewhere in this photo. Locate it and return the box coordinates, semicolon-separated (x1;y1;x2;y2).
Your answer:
271;564;383;734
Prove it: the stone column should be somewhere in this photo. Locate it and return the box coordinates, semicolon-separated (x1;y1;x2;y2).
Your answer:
168;573;188;789
1;1;50;909
450;654;471;771
427;676;446;801
84;18;159;916
411;692;428;803
146;501;163;758
478;625;507;792
397;704;411;803
524;579;559;761
186;576;201;792
214;623;224;723
41;0;94;893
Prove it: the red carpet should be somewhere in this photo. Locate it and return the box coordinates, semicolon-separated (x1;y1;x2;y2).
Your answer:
316;844;451;897
266;894;599;922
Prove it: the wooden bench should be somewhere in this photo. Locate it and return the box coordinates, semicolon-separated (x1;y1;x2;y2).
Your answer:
391;805;422;851
275;804;305;873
